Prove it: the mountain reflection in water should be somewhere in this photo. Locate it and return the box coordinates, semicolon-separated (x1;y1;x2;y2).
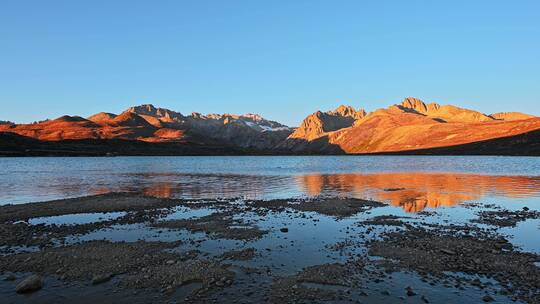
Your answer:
90;173;293;201
83;172;540;213
298;173;540;212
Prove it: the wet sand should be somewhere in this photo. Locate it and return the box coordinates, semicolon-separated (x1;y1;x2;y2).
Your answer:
0;193;539;303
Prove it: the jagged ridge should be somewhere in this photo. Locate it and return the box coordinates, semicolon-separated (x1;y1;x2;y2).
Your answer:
281;97;539;154
1;98;538;155
0;104;293;150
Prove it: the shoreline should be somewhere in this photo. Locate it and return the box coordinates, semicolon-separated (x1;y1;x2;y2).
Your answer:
3;131;540;157
1;193;539;303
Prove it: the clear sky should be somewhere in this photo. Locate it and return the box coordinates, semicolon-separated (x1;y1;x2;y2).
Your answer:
1;0;539;126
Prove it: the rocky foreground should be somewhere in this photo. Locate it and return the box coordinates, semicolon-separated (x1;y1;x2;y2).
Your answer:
0;193;539;303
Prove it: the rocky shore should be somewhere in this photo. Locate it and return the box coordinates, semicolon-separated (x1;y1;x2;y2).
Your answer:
0;193;538;303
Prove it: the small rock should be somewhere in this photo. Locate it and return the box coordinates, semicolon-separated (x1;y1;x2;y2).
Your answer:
15;275;43;293
421;295;429;303
482;295;494;302
280;227;289;233
92;273;113;285
440;249;456;255
4;273;17;281
166;260;175;265
406;286;416;296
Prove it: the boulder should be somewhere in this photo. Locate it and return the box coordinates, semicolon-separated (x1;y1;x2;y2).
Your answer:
15;275;43;293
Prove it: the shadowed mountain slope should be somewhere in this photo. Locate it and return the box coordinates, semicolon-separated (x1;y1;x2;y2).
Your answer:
0;132;247;156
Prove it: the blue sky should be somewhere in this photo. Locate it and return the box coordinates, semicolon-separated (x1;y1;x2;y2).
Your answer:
1;0;539;126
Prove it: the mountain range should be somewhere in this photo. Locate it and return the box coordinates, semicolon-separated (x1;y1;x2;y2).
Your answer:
1;98;540;156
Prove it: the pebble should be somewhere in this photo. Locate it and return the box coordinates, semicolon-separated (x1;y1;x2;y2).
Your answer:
440;249;456;255
15;275;43;293
406;286;417;296
92;273;113;285
482;295;495;302
4;273;17;281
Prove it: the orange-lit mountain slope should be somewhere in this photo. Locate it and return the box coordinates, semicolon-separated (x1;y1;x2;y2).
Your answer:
0;104;293;151
282;98;539;154
1;98;539;155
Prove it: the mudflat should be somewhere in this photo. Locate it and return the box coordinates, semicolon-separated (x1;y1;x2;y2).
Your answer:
0;193;538;303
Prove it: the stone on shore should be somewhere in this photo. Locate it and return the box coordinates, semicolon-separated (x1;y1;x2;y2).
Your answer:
92;273;113;285
15;275;43;293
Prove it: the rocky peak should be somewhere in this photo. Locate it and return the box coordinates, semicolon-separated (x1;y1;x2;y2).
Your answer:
313;111;324;118
241;113;264;122
124;104;289;132
289;105;365;141
127;104;184;122
238;114;290;130
400;97;492;123
428;103;441;112
129;103;157;113
328;105;367;120
53;115;90;123
197;113;290;131
223;117;232;124
400;97;442;114
330;105;356;116
401;97;429;114
111;112;153;127
126;104;157;117
87;112;117;125
190;112;202;118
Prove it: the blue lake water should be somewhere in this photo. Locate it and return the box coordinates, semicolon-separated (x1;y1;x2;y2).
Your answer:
1;156;539;303
1;156;540;210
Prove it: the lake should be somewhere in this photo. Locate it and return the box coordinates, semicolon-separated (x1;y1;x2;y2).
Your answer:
1;156;540;303
2;156;540;211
